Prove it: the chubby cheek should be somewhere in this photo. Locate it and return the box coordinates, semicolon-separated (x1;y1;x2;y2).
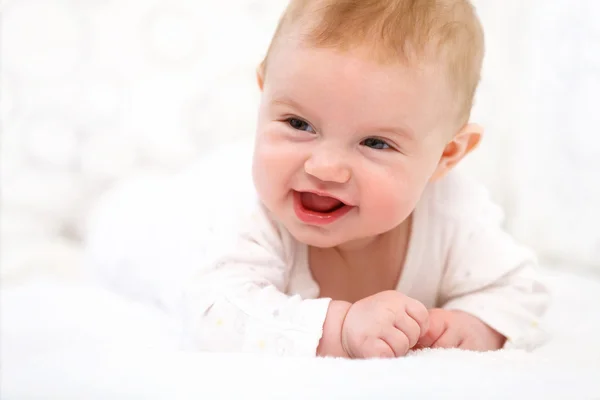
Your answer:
368;181;415;228
360;165;428;230
252;127;305;207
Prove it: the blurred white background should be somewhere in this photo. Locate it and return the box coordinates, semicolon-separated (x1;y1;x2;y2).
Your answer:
1;0;599;282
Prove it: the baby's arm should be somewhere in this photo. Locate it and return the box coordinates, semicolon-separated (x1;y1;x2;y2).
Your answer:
179;204;336;356
423;193;550;351
318;300;352;357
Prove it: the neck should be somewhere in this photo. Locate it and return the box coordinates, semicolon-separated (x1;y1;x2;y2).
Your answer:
332;217;411;269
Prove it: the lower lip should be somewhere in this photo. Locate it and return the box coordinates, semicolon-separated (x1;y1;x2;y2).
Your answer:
292;191;353;226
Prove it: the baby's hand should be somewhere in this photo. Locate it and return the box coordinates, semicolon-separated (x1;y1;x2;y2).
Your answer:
341;291;429;358
416;309;506;351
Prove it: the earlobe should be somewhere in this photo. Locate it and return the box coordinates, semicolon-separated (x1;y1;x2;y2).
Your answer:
430;123;483;181
256;62;265;91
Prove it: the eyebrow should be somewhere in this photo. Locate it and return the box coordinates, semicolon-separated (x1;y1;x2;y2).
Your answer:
373;125;416;142
271;97;311;115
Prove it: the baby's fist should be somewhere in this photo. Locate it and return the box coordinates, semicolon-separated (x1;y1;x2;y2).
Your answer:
416;308;506;351
341;291;429;358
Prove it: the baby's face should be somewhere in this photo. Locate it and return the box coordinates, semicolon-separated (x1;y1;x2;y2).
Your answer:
252;42;457;248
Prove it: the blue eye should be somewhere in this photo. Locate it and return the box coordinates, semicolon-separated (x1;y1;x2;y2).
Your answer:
361;137;391;150
287;118;314;133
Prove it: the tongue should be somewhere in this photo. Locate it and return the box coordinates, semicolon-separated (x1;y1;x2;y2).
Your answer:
301;193;343;213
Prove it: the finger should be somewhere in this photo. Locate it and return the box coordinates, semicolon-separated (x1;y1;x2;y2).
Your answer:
381;327;411;357
404;299;429;337
393;312;421;348
416;312;448;348
458;338;471;350
458;336;501;352
431;328;462;349
361;338;395;359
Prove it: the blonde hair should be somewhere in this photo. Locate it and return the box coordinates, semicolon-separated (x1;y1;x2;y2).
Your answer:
262;0;485;123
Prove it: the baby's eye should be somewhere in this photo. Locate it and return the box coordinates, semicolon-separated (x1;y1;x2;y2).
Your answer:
287;118;315;133
361;137;391;150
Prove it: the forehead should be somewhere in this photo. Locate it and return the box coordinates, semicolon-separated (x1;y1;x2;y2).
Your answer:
264;40;454;131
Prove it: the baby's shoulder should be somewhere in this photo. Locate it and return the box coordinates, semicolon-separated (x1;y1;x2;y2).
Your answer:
419;170;503;225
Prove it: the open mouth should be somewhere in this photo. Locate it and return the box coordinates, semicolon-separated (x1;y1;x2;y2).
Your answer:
292;191;353;225
300;192;346;213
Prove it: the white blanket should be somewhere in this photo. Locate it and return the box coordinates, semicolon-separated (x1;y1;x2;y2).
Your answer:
2;268;600;399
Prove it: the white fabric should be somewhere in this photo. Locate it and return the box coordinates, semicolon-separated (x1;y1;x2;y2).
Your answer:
1;269;599;399
178;200;333;356
84;145;549;357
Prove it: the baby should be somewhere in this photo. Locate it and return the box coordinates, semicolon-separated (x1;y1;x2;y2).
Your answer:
182;0;550;358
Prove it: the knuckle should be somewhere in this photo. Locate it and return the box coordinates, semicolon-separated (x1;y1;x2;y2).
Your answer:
405;295;423;309
414;302;429;318
397;335;410;355
381;290;405;303
379;349;395;358
415;307;430;328
373;344;394;358
406;329;419;347
382;351;395;359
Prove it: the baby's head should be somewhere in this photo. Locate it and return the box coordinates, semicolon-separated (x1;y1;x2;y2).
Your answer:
252;0;485;248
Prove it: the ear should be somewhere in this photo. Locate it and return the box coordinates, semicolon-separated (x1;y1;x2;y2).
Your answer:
430;123;483;181
256;61;265;91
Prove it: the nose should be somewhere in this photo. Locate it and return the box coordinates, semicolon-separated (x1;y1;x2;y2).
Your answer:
304;148;351;184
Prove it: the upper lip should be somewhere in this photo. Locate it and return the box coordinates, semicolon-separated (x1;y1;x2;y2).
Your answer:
295;189;355;207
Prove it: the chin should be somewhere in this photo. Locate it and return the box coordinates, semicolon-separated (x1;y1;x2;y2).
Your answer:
286;225;346;249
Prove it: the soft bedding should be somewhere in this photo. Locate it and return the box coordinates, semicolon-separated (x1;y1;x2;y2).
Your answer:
1;268;599;399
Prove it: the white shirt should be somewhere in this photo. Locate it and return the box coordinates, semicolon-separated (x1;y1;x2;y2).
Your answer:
180;172;550;356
